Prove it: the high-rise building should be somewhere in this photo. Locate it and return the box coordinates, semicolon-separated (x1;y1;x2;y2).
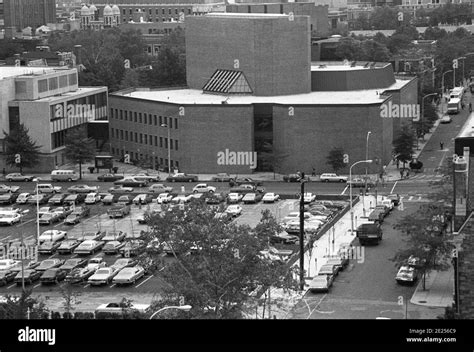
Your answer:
3;0;56;37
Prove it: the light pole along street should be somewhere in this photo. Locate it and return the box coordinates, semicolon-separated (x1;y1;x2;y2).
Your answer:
363;131;371;217
441;69;453;110
161;123;171;175
350;160;373;236
299;172;306;291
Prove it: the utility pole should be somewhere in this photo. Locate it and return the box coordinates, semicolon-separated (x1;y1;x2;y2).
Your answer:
299;173;306;291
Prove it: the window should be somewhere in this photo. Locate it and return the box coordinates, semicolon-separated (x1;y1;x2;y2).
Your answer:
165;138;168;149
188;9;191;14
160;137;163;147
139;113;142;123
159;116;163;125
134;132;138;142
175;8;178;14
156;9;159;15
144;134;148;145
129;9;132;15
175;140;178;150
175;118;178;129
169;118;173;129
160;158;164;165
111;128;115;138
112;147;115;154
59;75;68;88
170;138;173;150
125;131;128;141
149;9;152;15
164;116;168;125
120;130;124;140
169;8;172;14
110;108;114;119
38;79;48;93
15;81;26;94
154;115;157;125
123;9;126;15
162;8;165;14
175;161;179;169
134;112;137;122
120;110;123;120
143;113;147;124
139;133;143;144
154;136;158;146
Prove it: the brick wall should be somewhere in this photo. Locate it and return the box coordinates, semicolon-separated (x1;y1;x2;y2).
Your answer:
459;221;474;318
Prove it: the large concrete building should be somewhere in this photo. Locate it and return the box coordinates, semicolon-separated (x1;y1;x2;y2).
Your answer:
109;12;417;175
2;0;56;38
0;67;108;172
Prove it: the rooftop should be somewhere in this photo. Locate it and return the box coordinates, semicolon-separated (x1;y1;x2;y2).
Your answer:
205;12;289;18
457;113;474;139
33;87;108;103
311;61;390;71
113;79;411;105
0;66;65;80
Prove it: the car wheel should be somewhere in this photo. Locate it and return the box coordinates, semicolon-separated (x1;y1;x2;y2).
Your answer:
7;178;12;182
339;179;345;183
193;190;198;193
68;178;72;182
172;179;176;183
188;179;192;183
324;179;329;183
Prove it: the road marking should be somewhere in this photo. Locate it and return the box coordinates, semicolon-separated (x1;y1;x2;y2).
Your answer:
70;254;77;259
390;181;398;194
341;186;348;195
306;294;327;319
83;284;90;288
24;235;33;241
2;235;11;241
17;219;35;227
135;274;153;288
48;253;57;259
7;283;16;289
54;222;64;228
33;283;41;288
109;283;116;288
408;196;414;201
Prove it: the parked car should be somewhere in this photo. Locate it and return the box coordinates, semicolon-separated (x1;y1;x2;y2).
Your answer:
52;206;73;220
148;184;173;194
119;240;146;257
38;230;67;244
325;256;350;272
0;259;21;271
117;195;132;205
64;206;90;224
59;258;87;272
57;239;82;255
395;265;419;285
101;193;116;205
0;193;19;204
113;266;145;285
111;258;137;272
102;231;126;242
88;267;119;286
5;173;35;182
14;270;42;285
36;258;64;271
387;193;401;206
225;205;243;217
97;173;124;182
318;263;340;276
114;177;148;188
0;270;17;286
15;193;31;204
40;268;67;285
347;177;376;188
242;192;263;204
132;194;153;205
35;184;61;194
205;193;226;204
9;260;39;273
82;231;106;241
319;173;348;183
284;219;321;234
440;115;452;124
308;275;334;293
229;178;262;187
270;233;299;245
132;173;160;183
67;185;99;194
109;185;134;193
85;257;107;271
0;211;24;226
63;193;86;205
374;204;390;218
262;193;280;203
38;241;62;255
103;241;126;255
227;193;243;204
107;204;131;218
0;184;20;193
213;212;233;223
302;193;316;204
166;173;199;183
192;183;216;194
211;173;234;182
84;192;101;204
65;267;95;284
156;193;173;204
38;212;62;226
283;174;308;182
27;194;51;205
73;240;105;255
281;211;313;224
48;193;67;205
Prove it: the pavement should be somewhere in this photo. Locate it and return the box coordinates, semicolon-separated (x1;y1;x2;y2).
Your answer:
410;267;454;308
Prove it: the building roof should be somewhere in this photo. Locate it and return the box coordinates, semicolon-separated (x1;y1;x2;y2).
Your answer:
457;113;474;139
112;79;411;106
0;66;59;80
311;61;390;71
32;87;108;103
205;12;290;19
104;5;113;16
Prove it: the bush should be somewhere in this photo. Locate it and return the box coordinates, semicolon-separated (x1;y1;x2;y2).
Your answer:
73;311;84;319
83;312;95;319
62;312;73;319
51;311;62;319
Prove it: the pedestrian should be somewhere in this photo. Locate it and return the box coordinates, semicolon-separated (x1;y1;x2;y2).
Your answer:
400;169;404;179
312;167;316;177
440;142;444;150
406;169;410;179
469;103;472;113
138;198;142;209
350;245;354;259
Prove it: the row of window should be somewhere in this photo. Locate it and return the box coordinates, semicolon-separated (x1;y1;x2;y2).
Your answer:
122;8;192;16
110;109;178;129
111;128;179;150
111;147;179;169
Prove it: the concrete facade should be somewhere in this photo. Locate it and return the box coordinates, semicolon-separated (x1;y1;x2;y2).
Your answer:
185;13;311;96
3;0;56;37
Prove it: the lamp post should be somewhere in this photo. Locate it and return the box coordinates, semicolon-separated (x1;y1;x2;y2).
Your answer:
350;160;373;236
299;173;306;291
420;93;439;140
149;305;192;319
441;70;453;107
161;123;171;176
363;131;371;217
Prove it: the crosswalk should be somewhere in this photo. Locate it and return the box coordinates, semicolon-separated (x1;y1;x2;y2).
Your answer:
400;194;431;203
408;174;444;181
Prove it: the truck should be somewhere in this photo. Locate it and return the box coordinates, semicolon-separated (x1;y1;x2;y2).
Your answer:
356;222;383;245
447;98;462;114
368;209;385;223
107;204;131;218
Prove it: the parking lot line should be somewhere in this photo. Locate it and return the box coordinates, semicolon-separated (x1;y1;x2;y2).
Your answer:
33;283;41;289
70;254;77;259
48;253;57;259
23;235;33;241
53;222;63;228
135;274;153;288
83;284;90;288
341;186;349;195
7;283;16;289
17;219;35;227
109;283;116;288
390;181;398;194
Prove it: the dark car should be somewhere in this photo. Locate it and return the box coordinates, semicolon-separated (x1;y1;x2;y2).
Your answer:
242;192;263;204
36;259;64;271
64;207;90;225
9;260;40;273
40;268;67;285
103;240;125;255
0;193;19;205
57;239;82;255
0;270;17;286
270;233;299;245
229;177;263;187
119;240;146;257
27;194;51;205
165;173;199;183
282;174;310;182
97;173;124;182
63;193;86;205
38;241;62;255
387;193;401;206
117;195;132;205
59;258;87;272
14;269;42;285
65;267;95;284
5;173;35;182
114;177;148;188
205;193;226;204
347;178;376;188
211;173;235;182
48;193;68;205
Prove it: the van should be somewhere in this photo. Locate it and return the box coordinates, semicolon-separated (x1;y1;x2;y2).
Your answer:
449;87;464;99
447;98;462;114
50;170;79;182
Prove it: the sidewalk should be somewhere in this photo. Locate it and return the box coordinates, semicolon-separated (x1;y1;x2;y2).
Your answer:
410;267;454;308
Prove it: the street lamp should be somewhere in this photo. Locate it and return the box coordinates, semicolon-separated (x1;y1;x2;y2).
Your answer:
441;70;453;106
161;123;171;176
149;305;192;319
363;131;371;217
350;160;373;236
420;93;439;140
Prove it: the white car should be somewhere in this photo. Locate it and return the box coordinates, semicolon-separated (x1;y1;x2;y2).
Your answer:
88;267;119;286
440;115;452;124
281;211;313;223
112;266;145;285
0;259;21;271
227;193;243;203
16;193;31;204
38;230;67;244
148;184;173;194
156;193;173;204
171;194;192;204
284;219;322;234
262;193;280;203
302;193;316;203
308;275;333;293
0;184;20;193
319;173;348;183
0;212;24;226
395;265;418;285
86;257;107;272
192;183;216;194
225;205;243;217
84;192;101;204
38;206;54;216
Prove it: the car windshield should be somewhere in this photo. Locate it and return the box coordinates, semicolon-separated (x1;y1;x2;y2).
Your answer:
89;258;101;264
114;259;127;266
41;260;55;266
95;269;110;275
64;260;78;265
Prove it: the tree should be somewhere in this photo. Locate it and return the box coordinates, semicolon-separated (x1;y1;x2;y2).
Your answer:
3;123;41;173
0;290;49;319
369;6;398;30
392;124;416;168
326;147;346;173
422;26;448;41
60;286;82;314
119;69;141;90
64;128;96;179
141;201;298;319
360;40;390;62
334;37;362;60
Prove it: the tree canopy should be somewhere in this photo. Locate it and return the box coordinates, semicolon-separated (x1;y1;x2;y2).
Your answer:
3;123;41;173
393;124;416;167
64;127;96;179
326;147;346;173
